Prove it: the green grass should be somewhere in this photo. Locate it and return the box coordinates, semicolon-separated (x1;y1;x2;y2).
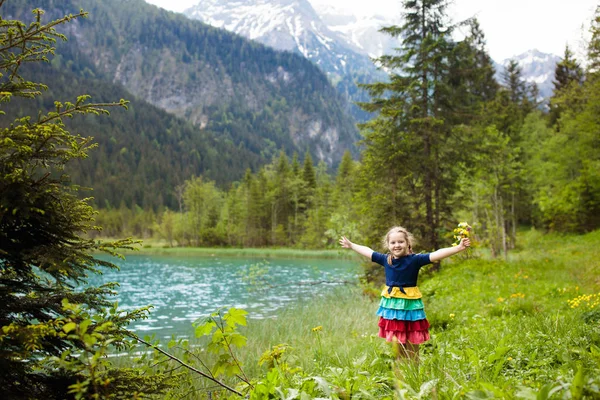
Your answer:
122;229;600;399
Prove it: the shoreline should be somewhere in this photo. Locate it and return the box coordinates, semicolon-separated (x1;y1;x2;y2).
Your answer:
92;239;353;259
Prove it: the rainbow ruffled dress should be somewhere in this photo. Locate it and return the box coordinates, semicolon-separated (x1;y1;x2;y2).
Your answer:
371;252;431;344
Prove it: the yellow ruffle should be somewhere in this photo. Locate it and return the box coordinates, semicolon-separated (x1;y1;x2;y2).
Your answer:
381;286;422;299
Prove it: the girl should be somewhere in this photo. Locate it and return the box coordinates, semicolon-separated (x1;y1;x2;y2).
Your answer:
339;226;470;360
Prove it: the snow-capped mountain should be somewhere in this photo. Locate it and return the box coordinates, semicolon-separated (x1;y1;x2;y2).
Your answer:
184;0;559;106
184;0;375;77
313;4;402;59
496;49;560;100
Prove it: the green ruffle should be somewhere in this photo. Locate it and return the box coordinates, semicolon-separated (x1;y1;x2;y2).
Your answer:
379;297;424;310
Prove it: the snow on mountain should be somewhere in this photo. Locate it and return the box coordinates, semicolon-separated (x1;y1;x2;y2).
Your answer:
184;0;374;76
183;1;559;105
313;4;401;59
496;49;560;100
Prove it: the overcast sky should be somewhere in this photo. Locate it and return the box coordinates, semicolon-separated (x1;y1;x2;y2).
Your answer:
144;0;598;61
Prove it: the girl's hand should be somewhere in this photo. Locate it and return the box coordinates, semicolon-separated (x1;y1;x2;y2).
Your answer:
339;236;353;249
459;237;471;249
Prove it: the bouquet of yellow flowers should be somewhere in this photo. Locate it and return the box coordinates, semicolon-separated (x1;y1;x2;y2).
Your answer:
452;222;472;246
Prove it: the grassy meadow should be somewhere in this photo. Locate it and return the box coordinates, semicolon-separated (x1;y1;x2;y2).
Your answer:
132;229;600;399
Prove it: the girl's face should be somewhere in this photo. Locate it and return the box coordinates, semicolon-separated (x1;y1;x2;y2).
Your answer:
388;231;409;258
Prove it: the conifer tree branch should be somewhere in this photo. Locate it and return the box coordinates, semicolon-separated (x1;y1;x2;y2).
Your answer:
127;332;244;397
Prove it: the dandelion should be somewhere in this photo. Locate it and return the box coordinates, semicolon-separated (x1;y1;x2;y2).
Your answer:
449;313;455;319
567;293;600;310
497;297;505;303
311;325;323;332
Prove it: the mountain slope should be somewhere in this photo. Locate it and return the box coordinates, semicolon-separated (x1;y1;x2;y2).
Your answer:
314;4;402;60
6;0;359;167
5;63;262;210
184;0;384;122
1;0;364;210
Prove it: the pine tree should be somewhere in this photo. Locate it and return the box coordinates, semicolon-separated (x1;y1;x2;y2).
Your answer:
549;45;584;127
446;18;498;125
587;6;600;76
553;46;584;91
0;5;174;398
502;60;527;104
301;151;317;210
358;0;467;250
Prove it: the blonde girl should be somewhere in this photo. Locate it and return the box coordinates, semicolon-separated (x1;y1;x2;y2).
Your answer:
340;226;470;360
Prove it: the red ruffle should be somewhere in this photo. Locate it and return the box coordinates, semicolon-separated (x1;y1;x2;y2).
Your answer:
378;317;430;332
378;317;430;344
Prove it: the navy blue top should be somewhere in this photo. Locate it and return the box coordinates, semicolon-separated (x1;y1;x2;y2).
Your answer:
371;252;431;288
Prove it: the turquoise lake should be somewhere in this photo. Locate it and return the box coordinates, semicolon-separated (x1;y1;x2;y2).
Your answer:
88;254;359;339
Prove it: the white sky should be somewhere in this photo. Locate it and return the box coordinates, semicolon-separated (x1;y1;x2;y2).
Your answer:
144;0;598;61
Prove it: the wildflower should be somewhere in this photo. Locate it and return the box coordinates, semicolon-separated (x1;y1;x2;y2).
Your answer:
312;326;323;332
452;222;473;247
449;313;455;319
497;297;505;303
568;293;600;310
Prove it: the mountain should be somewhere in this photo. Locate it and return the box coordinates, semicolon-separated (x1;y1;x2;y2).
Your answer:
311;5;560;101
313;4;402;60
183;0;386;122
495;49;560;100
183;1;562;117
184;0;375;77
3;0;361;209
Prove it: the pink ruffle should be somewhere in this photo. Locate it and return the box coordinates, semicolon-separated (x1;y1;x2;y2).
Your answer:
378;328;430;344
378;317;430;332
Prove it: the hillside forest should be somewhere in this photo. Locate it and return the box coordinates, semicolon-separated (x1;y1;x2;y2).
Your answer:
1;0;360;212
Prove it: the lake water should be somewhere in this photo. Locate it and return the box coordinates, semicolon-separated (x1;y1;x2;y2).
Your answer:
88;254;359;339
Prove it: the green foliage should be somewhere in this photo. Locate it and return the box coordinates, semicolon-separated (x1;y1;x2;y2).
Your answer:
525;66;600;232
0;4;175;398
194;308;250;382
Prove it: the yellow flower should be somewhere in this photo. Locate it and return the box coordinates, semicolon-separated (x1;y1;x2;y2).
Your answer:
311;326;322;332
497;297;505;303
449;313;455;319
451;222;473;246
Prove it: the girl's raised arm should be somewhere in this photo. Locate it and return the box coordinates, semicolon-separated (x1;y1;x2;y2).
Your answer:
339;236;374;259
429;237;471;262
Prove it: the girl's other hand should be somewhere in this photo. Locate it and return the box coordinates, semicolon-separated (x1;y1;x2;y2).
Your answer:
339;236;353;249
460;237;471;249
